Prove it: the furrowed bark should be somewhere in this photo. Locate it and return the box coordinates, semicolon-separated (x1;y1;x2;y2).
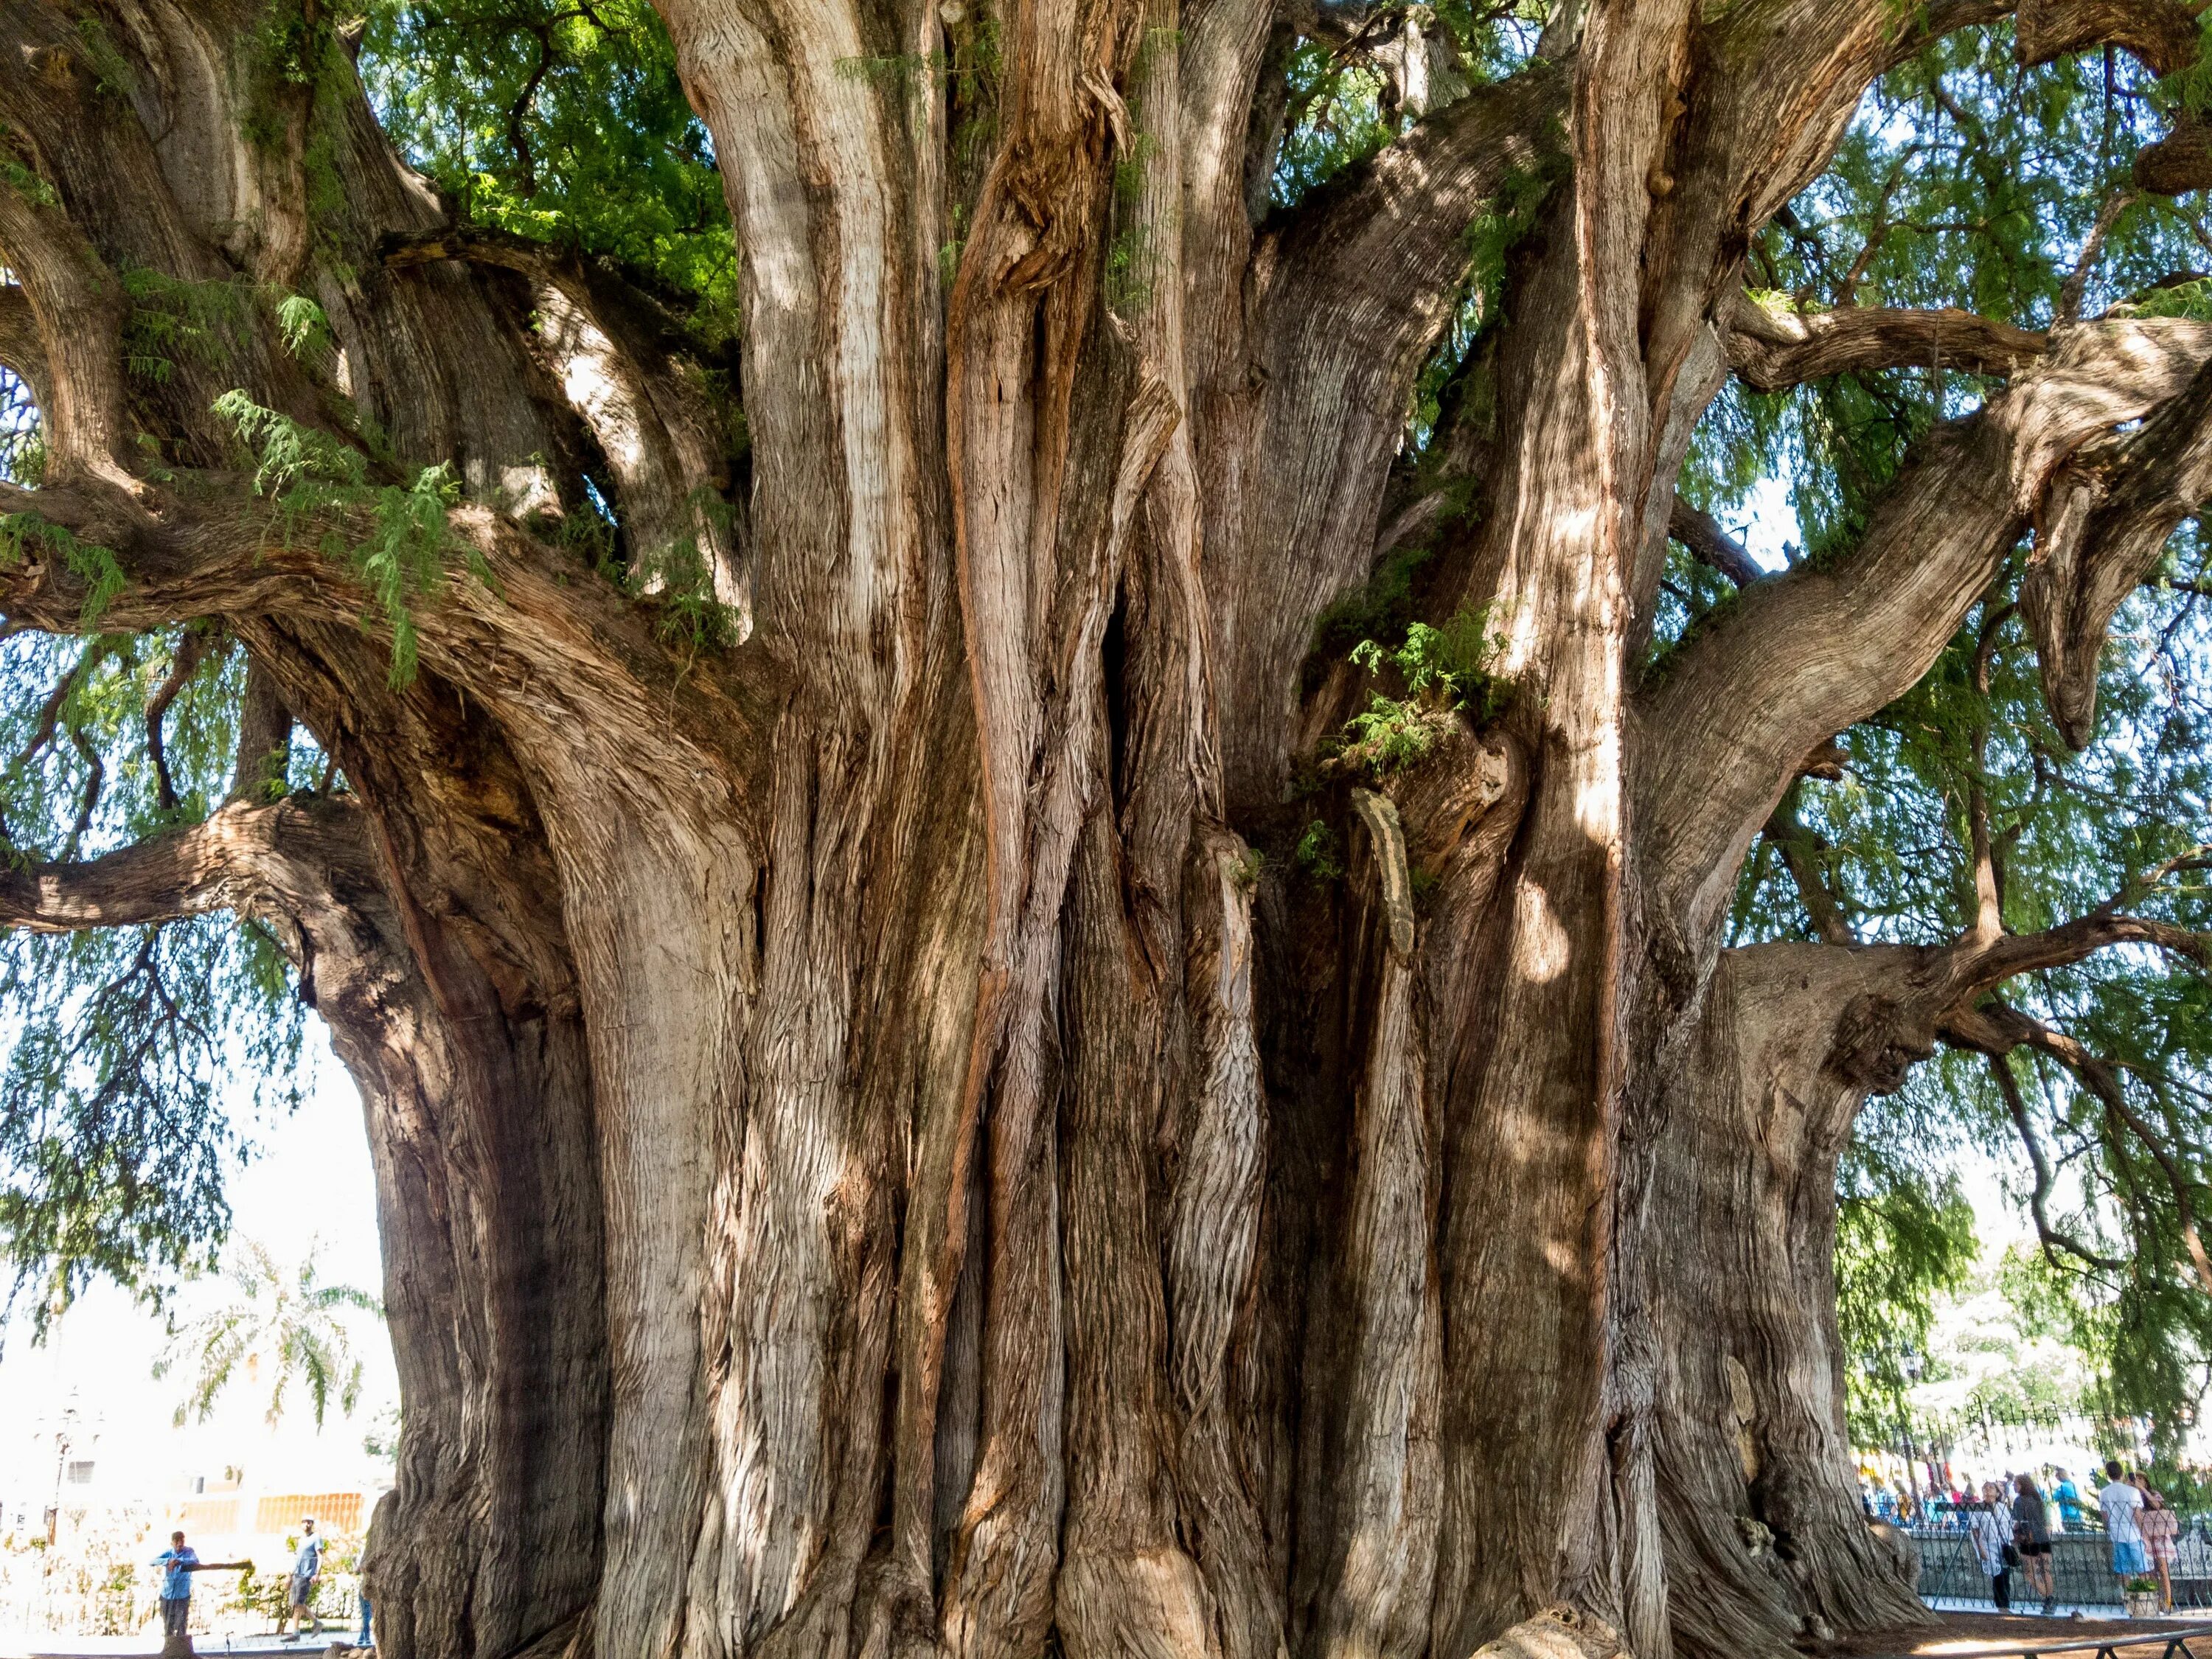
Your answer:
1651;945;1932;1659
13;1;2209;1658
1310;790;1440;1659
1422;0;1694;1635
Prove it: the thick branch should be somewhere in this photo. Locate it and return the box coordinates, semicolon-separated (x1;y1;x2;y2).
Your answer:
1218;63;1567;806
385;229;748;621
0;177;132;483
2023;349;2212;748
1667;499;1764;586
1721;291;2048;392
0;795;371;933
1639;315;2212;943
2015;0;2199;74
0;475;778;818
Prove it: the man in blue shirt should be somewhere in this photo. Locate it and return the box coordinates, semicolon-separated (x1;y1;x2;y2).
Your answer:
151;1531;200;1639
2056;1470;2085;1531
278;1517;324;1644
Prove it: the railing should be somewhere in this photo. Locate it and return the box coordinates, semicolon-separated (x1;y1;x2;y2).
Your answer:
1912;1522;2212;1611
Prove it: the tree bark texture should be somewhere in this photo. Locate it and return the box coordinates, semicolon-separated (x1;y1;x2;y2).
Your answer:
4;1;2210;1657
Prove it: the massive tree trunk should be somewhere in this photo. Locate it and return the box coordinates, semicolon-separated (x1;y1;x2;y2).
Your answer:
1649;945;1931;1659
5;1;2212;1657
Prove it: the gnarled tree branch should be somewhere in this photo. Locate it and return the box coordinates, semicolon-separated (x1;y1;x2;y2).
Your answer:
1639;314;2212;944
0;793;372;934
1720;290;2048;392
2023;349;2212;748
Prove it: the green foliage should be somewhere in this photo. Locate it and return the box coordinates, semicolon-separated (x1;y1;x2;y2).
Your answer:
1836;1125;1980;1441
1273;44;1394;206
0;148;56;209
1309;541;1440;691
119;268;255;385
0;627;307;1332
73;15;136;100
1268;1;1551;210
358;0;738;338
217;392;471;686
118;270;331;386
155;1239;381;1430
274;293;333;361
0;514;126;625
1335;605;1507;775
1294;819;1343;883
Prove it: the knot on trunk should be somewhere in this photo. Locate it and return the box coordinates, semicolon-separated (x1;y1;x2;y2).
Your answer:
2135;115;2212;197
1384;726;1519;877
1826;992;1938;1092
1469;1606;1631;1659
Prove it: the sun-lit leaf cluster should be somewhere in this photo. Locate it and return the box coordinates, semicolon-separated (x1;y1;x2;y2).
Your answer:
356;0;738;338
154;1238;381;1429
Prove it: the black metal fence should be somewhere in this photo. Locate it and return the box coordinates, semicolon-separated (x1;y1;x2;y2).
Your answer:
1912;1522;2212;1610
1862;1397;2154;1486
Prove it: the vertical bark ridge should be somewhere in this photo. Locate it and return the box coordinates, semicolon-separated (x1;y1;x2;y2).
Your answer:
1167;829;1280;1659
1057;808;1214;1659
236;628;613;1659
1312;790;1441;1659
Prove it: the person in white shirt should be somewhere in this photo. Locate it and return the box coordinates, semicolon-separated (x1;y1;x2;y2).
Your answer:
276;1517;324;1644
1968;1484;2014;1613
2098;1458;2148;1593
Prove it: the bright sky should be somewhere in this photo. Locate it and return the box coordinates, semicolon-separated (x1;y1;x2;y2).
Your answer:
0;1020;392;1495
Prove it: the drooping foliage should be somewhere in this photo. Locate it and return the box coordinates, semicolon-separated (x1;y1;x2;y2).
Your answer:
1688;23;2212;1441
0;621;307;1326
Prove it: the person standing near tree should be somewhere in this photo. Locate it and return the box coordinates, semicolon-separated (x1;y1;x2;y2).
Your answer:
2134;1474;2180;1610
1970;1484;2014;1612
277;1517;324;1644
2056;1469;2086;1533
151;1530;200;1641
2100;1461;2149;1601
2014;1473;2057;1615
